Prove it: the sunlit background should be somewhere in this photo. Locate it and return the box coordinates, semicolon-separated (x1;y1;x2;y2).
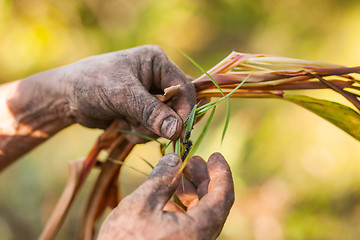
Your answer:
1;0;360;239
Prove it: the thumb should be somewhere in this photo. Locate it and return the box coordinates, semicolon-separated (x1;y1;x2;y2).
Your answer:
128;154;182;212
129;83;183;140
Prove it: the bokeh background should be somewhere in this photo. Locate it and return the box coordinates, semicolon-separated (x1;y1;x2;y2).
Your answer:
1;0;360;239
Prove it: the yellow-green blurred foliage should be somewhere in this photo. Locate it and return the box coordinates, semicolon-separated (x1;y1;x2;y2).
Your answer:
1;0;360;239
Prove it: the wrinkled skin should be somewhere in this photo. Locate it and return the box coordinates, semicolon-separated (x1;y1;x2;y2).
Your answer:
65;45;196;141
0;45;233;239
97;152;235;240
0;45;196;168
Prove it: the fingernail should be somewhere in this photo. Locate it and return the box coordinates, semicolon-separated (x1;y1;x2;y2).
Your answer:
160;116;178;139
162;154;180;167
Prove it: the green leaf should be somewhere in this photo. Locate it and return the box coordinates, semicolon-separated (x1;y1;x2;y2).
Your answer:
139;157;155;169
196;72;253;115
175;138;182;156
224;71;253;98
181;175;185;192
178;49;224;96
161;140;173;156
185;104;198;137
109;159;149;176
117;130;162;144
222;98;231;144
189;106;216;157
196;101;219;114
284;95;360;141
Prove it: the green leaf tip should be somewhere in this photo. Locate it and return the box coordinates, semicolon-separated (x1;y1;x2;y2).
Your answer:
177;48;224;96
221;98;231;144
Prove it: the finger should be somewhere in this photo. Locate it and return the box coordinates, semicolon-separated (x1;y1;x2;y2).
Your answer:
154;51;197;122
184;156;209;199
75;114;113;129
126;80;184;140
124;154;182;213
167;75;196;123
206;153;234;201
187;198;199;209
188;153;234;234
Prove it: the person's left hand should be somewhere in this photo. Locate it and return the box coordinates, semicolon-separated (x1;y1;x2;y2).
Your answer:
97;152;235;240
60;45;196;141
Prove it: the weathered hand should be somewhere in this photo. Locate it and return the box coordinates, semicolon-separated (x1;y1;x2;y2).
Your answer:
0;45;196;168
63;45;196;141
97;152;234;240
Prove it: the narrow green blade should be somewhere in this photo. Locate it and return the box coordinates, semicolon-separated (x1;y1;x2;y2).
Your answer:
178;49;224;96
117;130;162;144
221;98;231;144
175;138;182;156
140;157;155;169
189;106;216;157
161;140;173;156
185;104;198;137
224;72;253;98
196;72;253;115
109;159;149;176
197;98;222;112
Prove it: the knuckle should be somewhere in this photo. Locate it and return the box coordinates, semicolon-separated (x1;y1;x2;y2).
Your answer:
146;45;168;67
141;100;162;125
142;44;165;55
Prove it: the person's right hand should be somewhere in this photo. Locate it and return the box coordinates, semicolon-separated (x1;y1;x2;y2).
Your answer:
97;152;235;240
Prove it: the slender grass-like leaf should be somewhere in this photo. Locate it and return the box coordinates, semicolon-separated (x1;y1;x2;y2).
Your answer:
178;104;198;160
177;152;191;176
109;159;149;176
196;101;219;115
178;48;224;96
139;157;155;169
172;193;186;210
181;175;185;192
161;140;173;156
195;110;207;118
185;104;198;137
222;98;231;144
188;106;216;157
196;72;253;115
224;71;253;97
117;129;162;144
175;138;181;156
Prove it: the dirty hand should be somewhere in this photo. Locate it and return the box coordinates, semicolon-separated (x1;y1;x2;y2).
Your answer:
62;45;196;140
97;152;235;240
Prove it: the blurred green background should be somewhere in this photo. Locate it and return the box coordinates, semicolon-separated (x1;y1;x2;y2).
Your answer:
1;0;360;239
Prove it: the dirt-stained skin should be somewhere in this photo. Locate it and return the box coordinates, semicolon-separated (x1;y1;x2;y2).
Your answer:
0;45;196;169
97;152;235;240
0;45;234;240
